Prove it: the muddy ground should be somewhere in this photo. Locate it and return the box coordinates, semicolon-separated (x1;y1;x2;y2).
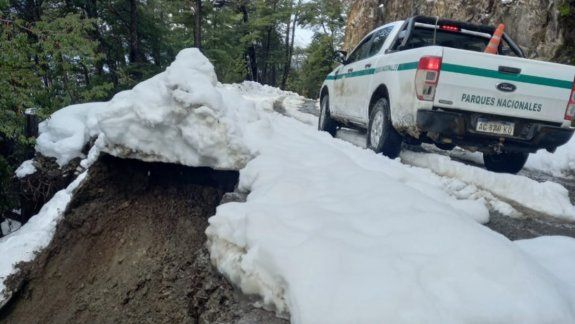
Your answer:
0;154;286;324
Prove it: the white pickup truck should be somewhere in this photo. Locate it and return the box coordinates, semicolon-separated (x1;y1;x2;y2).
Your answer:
319;16;575;173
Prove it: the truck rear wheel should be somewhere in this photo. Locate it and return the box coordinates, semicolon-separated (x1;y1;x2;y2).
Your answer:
483;152;528;174
318;94;337;137
367;97;402;158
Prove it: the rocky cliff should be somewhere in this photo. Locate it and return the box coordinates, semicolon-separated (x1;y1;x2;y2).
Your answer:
344;0;575;63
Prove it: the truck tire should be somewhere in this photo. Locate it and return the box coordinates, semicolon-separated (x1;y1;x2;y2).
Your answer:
367;97;402;158
435;142;455;151
318;94;337;137
483;152;529;174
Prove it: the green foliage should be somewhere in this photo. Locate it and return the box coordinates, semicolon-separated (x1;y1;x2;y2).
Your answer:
201;2;248;83
287;0;346;98
288;33;336;98
560;2;571;17
299;0;346;46
0;0;346;150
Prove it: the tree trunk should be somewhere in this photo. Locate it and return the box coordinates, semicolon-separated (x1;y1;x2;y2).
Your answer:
262;27;272;84
85;0;107;76
240;3;258;82
194;0;202;49
281;0;300;89
261;0;277;85
129;0;144;63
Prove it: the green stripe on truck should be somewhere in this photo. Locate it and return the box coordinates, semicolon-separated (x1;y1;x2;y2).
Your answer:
398;62;418;71
325;61;572;90
441;63;573;89
324;62;418;81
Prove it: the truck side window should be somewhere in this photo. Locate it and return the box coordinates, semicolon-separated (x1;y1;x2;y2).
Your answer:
346;34;373;64
368;27;393;57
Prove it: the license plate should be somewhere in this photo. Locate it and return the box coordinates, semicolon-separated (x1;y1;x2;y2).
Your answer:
476;119;515;136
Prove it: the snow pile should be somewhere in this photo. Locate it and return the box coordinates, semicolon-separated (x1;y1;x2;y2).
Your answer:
0;172;87;308
14;160;37;178
401;151;575;220
207;116;575;322
527;138;575;177
36;49;256;170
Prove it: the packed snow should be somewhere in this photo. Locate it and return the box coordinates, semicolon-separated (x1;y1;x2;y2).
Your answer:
401;151;575;220
0;172;87;308
515;236;575;300
436;139;575;179
527;139;575;177
223;81;317;126
423;139;575;179
14;160;36;178
3;48;575;323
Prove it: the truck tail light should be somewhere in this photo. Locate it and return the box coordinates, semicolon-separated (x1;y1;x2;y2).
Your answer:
440;25;460;33
415;56;442;101
565;79;575;121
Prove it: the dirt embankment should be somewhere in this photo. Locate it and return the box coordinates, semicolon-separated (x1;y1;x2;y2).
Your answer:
0;154;287;324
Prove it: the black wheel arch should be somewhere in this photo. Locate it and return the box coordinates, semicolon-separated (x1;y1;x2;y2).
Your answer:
369;85;391;122
320;86;329;102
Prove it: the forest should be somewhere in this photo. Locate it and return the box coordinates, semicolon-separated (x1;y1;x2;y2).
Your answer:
0;0;348;219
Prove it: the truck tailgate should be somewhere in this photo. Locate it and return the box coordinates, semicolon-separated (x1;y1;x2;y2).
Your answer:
434;48;575;124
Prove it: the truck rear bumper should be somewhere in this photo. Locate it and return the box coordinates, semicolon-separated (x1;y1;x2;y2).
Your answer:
416;109;574;153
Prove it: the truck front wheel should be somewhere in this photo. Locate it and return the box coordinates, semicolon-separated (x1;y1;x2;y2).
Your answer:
367;97;402;158
318;94;337;137
483;152;529;174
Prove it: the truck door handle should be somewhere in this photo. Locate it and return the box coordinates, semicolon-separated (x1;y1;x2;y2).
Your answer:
498;66;521;74
365;64;372;68
347;68;353;73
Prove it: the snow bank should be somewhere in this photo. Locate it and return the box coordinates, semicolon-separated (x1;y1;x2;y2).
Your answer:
0;172;87;308
401;151;575;220
527;138;575;177
515;236;575;301
207;115;575;323
420;140;575;180
36;49;256;170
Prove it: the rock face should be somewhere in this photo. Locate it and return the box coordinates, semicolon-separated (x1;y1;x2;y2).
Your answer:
344;0;574;63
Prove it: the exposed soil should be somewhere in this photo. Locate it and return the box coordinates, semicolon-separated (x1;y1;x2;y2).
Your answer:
18;155;81;223
0;154;287;324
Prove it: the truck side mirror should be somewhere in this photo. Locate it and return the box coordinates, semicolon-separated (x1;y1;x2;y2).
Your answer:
334;50;347;64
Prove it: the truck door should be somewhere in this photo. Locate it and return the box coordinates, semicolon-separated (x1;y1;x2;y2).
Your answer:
337;34;373;121
349;26;394;122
